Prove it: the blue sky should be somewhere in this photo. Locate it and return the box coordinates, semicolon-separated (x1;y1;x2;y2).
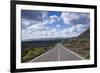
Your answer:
21;10;90;41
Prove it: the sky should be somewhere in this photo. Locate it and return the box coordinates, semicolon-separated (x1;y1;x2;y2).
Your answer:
21;10;90;41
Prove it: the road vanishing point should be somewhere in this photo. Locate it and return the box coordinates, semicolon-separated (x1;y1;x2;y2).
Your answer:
30;43;84;62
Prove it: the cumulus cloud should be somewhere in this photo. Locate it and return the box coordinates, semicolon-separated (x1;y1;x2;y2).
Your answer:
62;24;89;37
49;15;60;24
21;18;31;29
60;12;90;25
27;23;47;32
22;24;89;41
22;28;56;40
56;25;60;28
21;10;90;41
41;11;48;19
61;13;79;24
21;18;40;29
69;24;89;33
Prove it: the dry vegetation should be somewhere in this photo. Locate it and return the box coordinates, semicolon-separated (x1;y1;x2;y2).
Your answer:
63;29;90;59
22;48;46;62
21;44;55;63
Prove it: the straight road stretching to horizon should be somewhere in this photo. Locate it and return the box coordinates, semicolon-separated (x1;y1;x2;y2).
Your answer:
30;43;84;62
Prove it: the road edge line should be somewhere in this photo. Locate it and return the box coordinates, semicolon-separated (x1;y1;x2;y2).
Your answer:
61;45;85;60
29;47;56;62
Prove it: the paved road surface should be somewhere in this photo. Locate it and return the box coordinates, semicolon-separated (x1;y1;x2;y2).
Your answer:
30;43;84;62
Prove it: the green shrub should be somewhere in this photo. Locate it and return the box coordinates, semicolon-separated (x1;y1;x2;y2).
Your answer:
22;48;45;62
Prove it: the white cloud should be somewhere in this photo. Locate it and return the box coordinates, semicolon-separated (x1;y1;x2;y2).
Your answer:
60;13;79;24
56;25;60;28
49;15;60;24
22;23;89;41
71;24;89;32
21;18;31;28
41;11;48;19
22;11;90;41
60;12;89;25
21;18;42;29
61;24;89;38
27;23;47;32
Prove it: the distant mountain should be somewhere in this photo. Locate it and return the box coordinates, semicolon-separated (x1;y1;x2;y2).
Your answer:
63;28;90;59
22;37;68;42
78;28;90;39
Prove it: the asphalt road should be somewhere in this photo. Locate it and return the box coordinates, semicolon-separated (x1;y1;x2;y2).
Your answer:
30;43;84;62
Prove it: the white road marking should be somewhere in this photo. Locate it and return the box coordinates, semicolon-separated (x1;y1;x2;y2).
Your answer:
60;44;85;60
58;47;60;61
29;43;84;62
29;47;56;62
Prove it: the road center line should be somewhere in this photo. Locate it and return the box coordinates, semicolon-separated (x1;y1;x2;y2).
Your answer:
58;47;60;61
